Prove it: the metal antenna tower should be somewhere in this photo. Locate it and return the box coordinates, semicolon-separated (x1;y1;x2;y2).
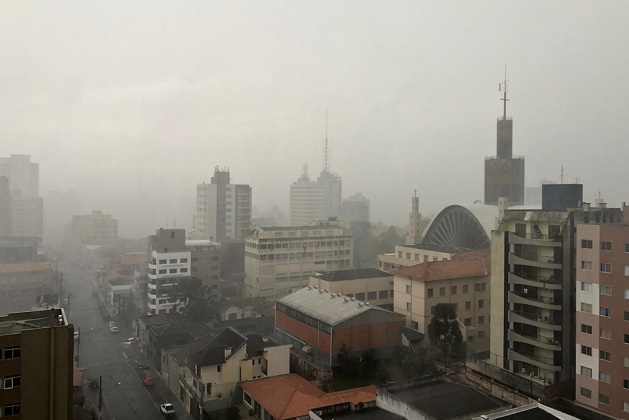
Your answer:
323;107;329;172
499;67;509;120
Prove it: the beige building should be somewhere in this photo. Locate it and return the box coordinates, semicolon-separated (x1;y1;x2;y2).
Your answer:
379;244;459;273
0;308;73;419
0;262;55;314
393;251;491;349
244;220;353;299
70;210;118;244
308;268;394;310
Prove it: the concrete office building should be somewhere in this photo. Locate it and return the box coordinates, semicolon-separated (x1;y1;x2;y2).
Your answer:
244;221;353;299
0;155;43;241
339;192;370;225
147;229;221;315
70;210;119;244
289;166;325;227
489;186;623;386
0;308;73;419
575;208;629;418
0;176;11;237
195;167;252;241
484;78;525;206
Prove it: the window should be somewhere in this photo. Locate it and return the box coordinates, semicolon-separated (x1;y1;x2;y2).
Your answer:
580;282;592;292
601;241;612;251
411;321;418;330
159;259;167;264
580;303;592;313
600;350;611;361
180;268;188;273
423;255;429;262
600;263;612;273
414;254;419;260
581;324;592;334
378;290;388;299
515;223;527;237
439;287;446;296
580;387;592;398
581;261;592;270
406;302;411;311
463;285;469;293
581;239;593;249
599;373;612;384
600;306;612;317
217;365;221;372
427;288;433;297
465;301;471;310
159;269;167;274
625;311;629;321
478;299;484;309
4;404;20;416
356;293;365;301
626;290;629;299
367;291;377;300
624;379;629;389
169;258;177;263
599;394;610;405
600;329;611;340
169;268;177;274
625;243;629;253
581;345;592;356
406;285;411;294
180;258;188;263
406;252;411;259
4;347;20;359
624;402;629;413
397;251;402;257
625;334;629;344
475;283;487;292
464;318;472;326
580;366;592;378
600;285;612;296
478;316;485;325
3;376;20;389
625;357;629;368
451;286;457;295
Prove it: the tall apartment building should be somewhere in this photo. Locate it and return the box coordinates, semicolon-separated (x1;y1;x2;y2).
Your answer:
146;229;221;315
244;221;353;299
393;251;491;349
339;192;370;225
489;185;623;386
575;208;629;418
0;176;11;237
0;308;73;419
484;78;525;206
195;167;252;241
70;210;119;244
0;155;43;241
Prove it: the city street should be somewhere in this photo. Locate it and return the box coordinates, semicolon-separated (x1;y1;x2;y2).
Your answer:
62;261;190;420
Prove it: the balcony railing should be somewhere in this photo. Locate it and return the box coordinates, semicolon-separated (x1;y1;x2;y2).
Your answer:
512;330;561;347
511;291;562;306
511;309;561;325
511;347;556;366
513;251;562;265
512;232;562;241
511;272;560;284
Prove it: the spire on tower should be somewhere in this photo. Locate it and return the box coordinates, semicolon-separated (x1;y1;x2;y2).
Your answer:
323;107;329;172
499;67;509;120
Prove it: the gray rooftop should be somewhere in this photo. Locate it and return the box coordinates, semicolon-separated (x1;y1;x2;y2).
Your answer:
313;268;391;282
278;286;397;326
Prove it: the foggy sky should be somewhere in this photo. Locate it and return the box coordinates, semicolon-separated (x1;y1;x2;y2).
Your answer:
2;1;629;239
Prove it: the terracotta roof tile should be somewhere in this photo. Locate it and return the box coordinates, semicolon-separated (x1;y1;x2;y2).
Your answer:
241;374;376;419
392;251;490;281
0;262;53;273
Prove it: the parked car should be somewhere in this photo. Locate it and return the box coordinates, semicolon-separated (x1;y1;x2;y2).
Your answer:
110;325;119;333
73;331;79;341
108;321;116;328
160;403;176;416
137;362;150;370
142;374;155;386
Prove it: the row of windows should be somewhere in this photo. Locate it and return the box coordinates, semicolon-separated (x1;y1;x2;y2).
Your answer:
276;303;332;334
345;290;391;301
580;387;629;412
580;282;629;298
248;240;348;250
1;376;20;389
3;404;20;416
580;261;621;273
397;251;447;262
0;347;21;359
581;239;629;252
151;257;188;265
581;345;612;361
421;283;487;297
246;250;351;261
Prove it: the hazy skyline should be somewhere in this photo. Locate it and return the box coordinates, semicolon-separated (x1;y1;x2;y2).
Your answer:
2;1;629;239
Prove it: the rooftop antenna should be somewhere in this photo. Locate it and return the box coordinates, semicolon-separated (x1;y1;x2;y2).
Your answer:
323;107;329;172
560;166;564;184
499;66;509;120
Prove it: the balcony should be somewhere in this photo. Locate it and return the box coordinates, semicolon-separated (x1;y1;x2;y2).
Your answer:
510;254;562;270
508;272;561;290
509;232;562;247
508;330;561;351
509;310;562;331
509;291;562;310
508;348;560;372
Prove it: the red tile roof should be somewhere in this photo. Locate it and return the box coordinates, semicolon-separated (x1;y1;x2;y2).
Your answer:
392;251;490;281
241;374;376;420
0;262;53;273
118;253;148;266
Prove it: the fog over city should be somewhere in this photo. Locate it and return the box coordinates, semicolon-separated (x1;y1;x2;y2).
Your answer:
2;1;629;239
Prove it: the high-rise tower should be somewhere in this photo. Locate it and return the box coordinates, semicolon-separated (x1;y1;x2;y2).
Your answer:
405;191;422;245
484;75;525;206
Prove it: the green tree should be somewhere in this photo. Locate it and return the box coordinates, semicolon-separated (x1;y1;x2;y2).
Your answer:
427;303;463;345
173;277;217;322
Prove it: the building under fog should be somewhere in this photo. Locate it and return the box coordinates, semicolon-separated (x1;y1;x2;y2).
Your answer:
69;210;119;245
195;167;252;241
339;192;370;225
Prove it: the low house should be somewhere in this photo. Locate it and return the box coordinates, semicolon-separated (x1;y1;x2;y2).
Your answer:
241;373;377;420
218;297;274;321
147;321;212;370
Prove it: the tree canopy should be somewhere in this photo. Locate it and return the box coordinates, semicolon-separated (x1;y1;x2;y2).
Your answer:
172;277;217;322
427;303;463;344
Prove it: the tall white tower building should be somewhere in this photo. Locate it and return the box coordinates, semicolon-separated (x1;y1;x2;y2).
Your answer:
405;191;422;245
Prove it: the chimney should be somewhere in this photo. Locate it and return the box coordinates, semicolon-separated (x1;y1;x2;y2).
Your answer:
224;346;232;359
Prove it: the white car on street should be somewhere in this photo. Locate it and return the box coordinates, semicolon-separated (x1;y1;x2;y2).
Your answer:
160;403;176;416
109;325;119;333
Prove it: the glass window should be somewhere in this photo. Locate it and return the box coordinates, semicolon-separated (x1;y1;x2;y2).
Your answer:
427;288;433;297
581;261;592;270
580;303;592;313
463;285;469;293
600;285;612;296
406;302;411;311
580;366;592;378
600;263;612;273
581;239;593;249
581;324;592;334
581;345;592;356
439;287;446;296
451;286;457;295
599;393;610;405
405;285;411;294
600;306;612;317
600;241;612;251
580;387;591;398
600;350;611;361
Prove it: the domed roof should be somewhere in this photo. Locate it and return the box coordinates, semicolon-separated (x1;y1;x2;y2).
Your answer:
421;204;499;250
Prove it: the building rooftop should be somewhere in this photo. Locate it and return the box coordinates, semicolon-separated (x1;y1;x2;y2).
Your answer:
387;380;503;419
319;408;405;420
250;225;344;232
278;287;402;326
392;251;490;282
313;268;391;282
241;373;375;420
0;308;68;335
0;262;52;273
187;327;247;369
472;402;579;420
398;243;463;253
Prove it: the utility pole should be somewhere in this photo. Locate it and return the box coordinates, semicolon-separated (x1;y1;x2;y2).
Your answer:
98;376;102;412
